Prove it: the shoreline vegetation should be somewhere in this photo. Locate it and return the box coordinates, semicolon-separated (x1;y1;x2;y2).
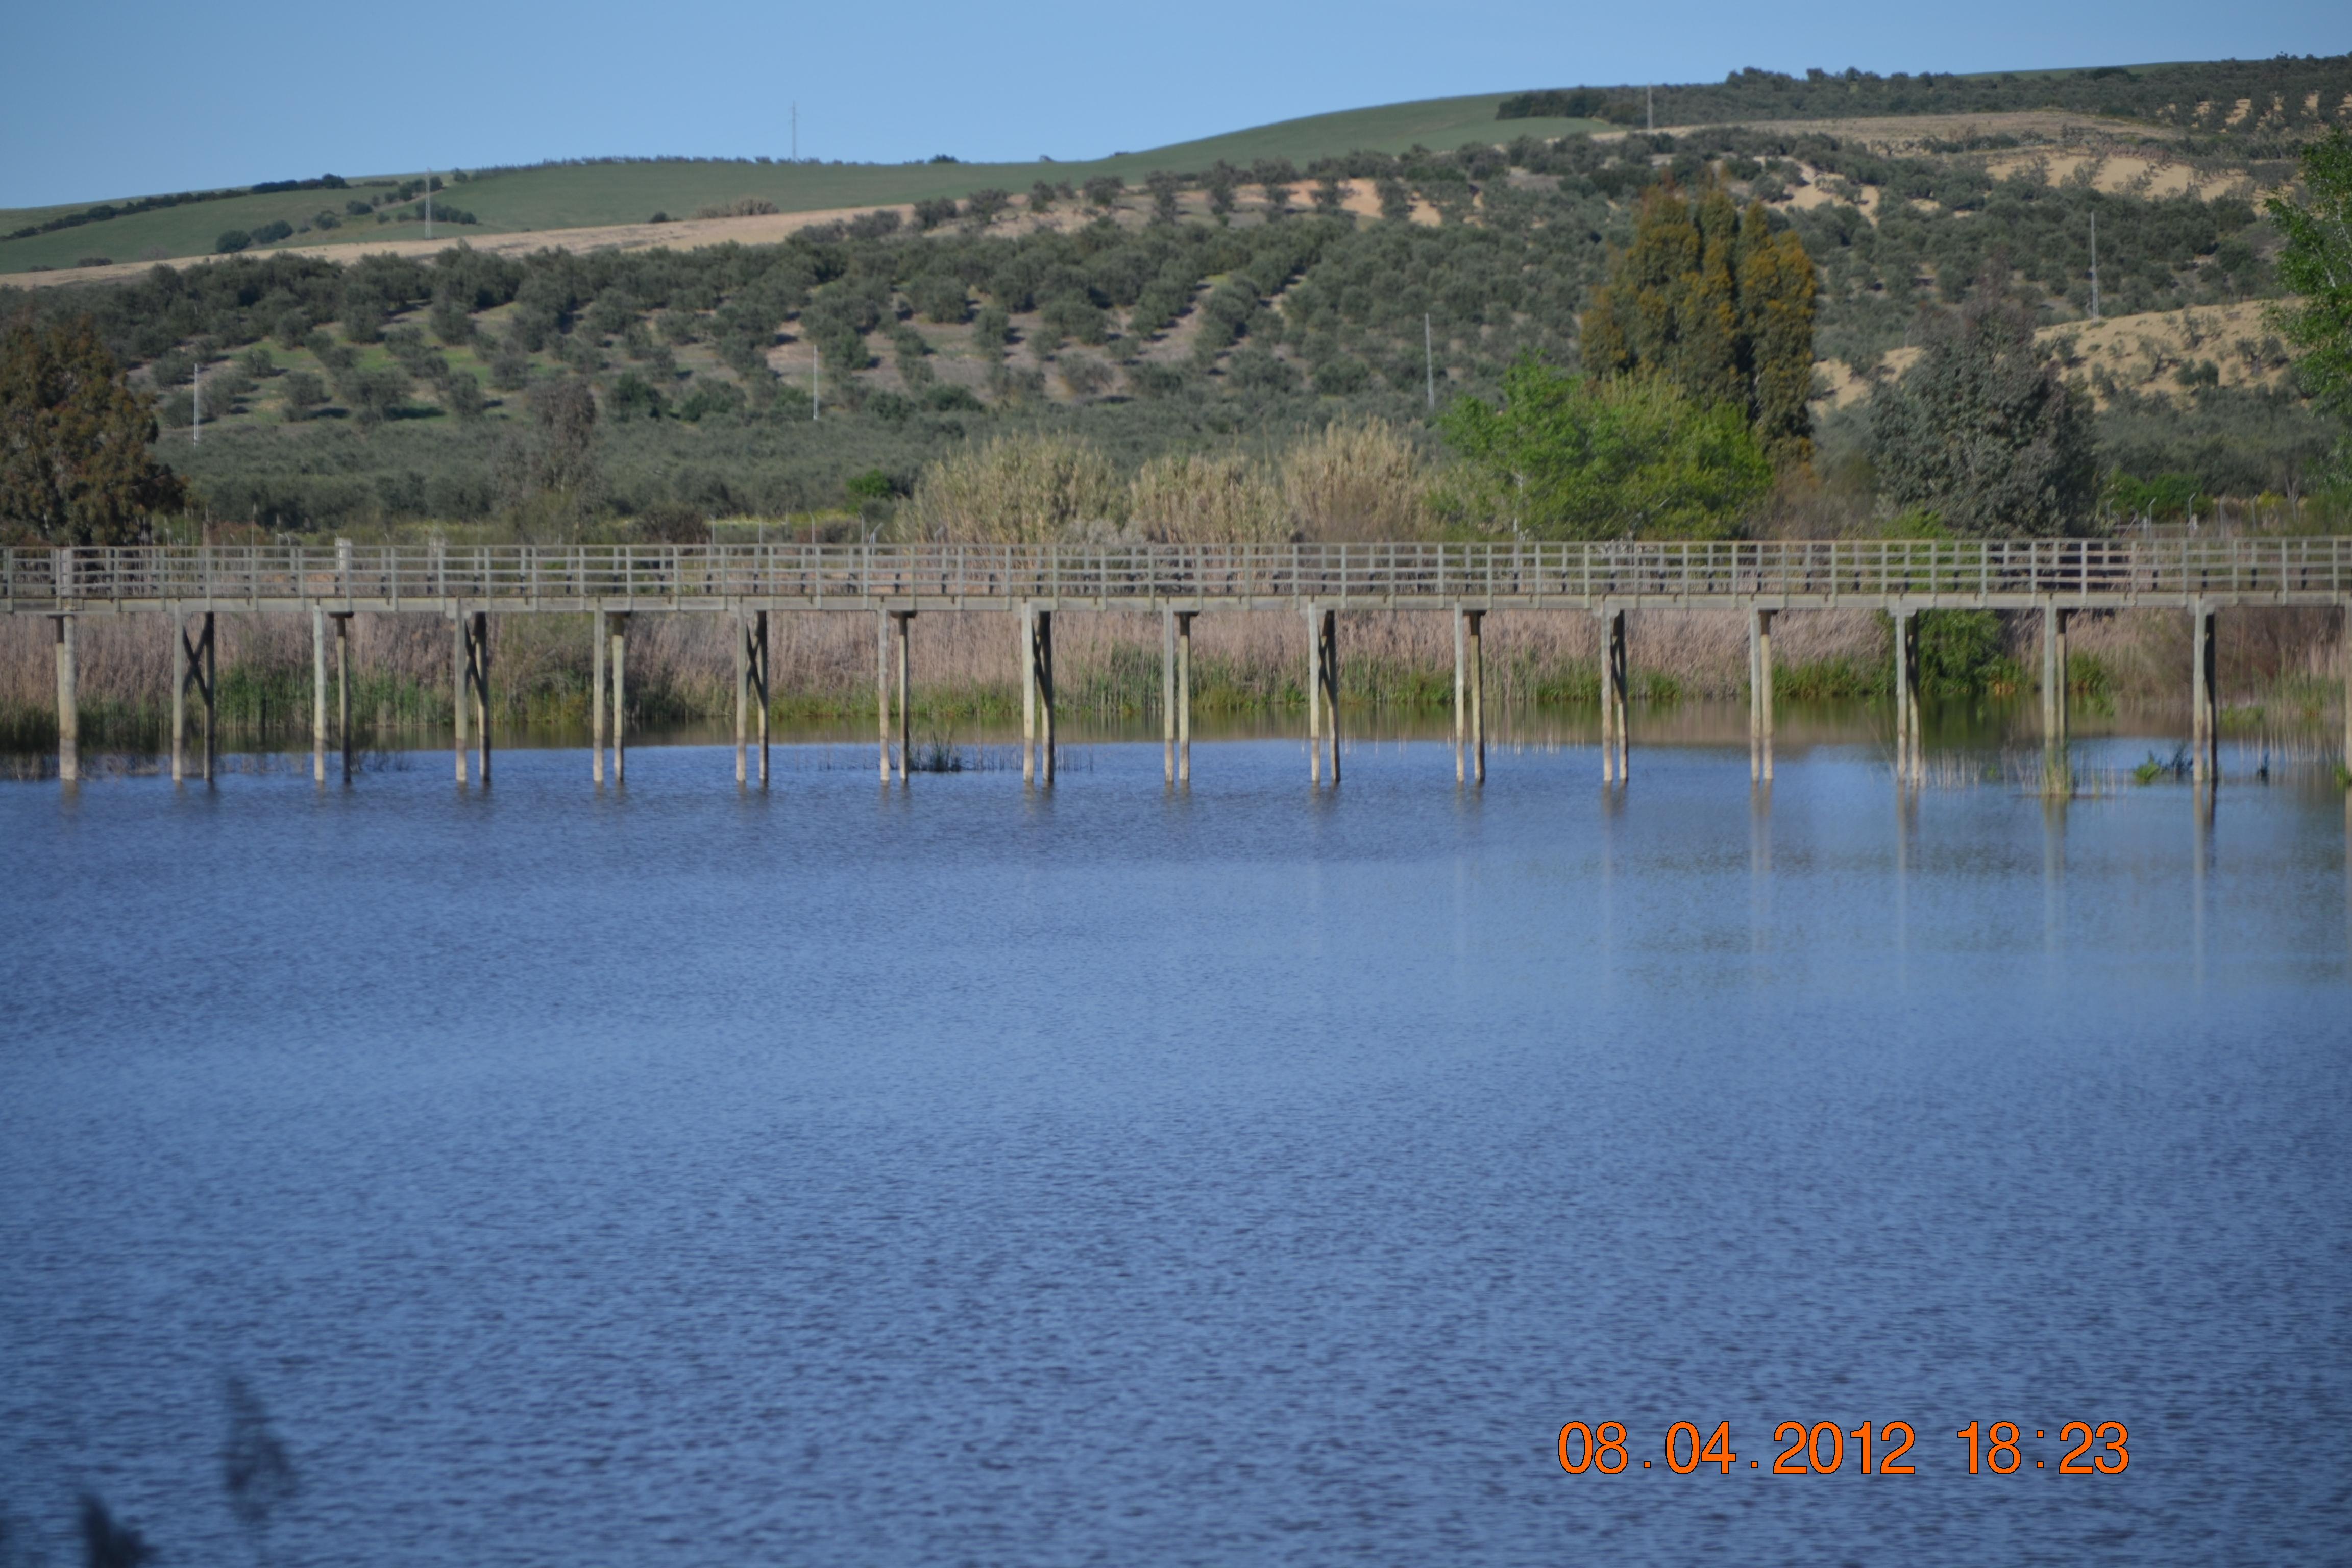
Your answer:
4;600;2342;754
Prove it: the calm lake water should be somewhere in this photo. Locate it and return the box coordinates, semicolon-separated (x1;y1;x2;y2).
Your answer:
3;728;2348;1565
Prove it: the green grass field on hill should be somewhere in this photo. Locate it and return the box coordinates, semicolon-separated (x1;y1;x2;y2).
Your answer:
0;95;1604;274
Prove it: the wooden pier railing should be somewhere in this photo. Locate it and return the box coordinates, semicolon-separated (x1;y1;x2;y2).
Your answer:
9;536;2352;614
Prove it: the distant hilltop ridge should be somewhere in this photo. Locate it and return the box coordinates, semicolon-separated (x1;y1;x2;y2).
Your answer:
1499;54;2352;129
3;53;2346;276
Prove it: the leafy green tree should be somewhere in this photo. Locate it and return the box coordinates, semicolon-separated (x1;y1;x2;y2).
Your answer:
1029;181;1057;213
1;313;186;544
1580;180;1818;464
1041;291;1109;346
971;304;1011;359
505;376;600;516
2266;126;2352;416
609;372;666;420
1082;175;1124;210
486;332;530;391
1867;277;2097;536
908;273;969;324
1252;158;1296;217
443;370;485;421
1146;172;1184;225
1440;352;1770;538
279;369;325;421
1205;162;1239;217
338;365;410;429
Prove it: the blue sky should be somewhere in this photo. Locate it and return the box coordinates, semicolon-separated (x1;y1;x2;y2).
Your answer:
3;0;2343;208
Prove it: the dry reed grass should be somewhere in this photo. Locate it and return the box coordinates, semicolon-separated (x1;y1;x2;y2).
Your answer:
901;433;1124;543
1129;454;1284;543
900;419;1434;546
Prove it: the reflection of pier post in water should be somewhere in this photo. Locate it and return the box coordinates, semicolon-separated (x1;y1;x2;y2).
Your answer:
1749;780;1772;961
2042;794;2067;966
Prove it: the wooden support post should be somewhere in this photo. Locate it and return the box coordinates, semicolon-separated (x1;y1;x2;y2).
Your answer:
1758;609;1774;783
1893;608;1913;787
53;614;77;786
1036;607;1056;786
753;609;770;788
2192;603;2217;786
312;606;328;785
1748;608;1762;783
2043;603;2070;796
1175;611;1193;786
893;609;914;782
1020;605;1037;786
1904;612;1923;783
199;613;215;784
2055;608;2070;756
592;608;607;785
470;611;491;787
2343;601;2351;781
1465;608;1485;785
1602;607;1628;785
170;605;188;786
875;609;891;783
610;615;627;786
1306;600;1321;785
334;614;352;784
174;611;216;786
1163;608;1177;786
734;611;750;787
452;610;470;787
2041;600;2059;792
1316;608;1340;786
1454;607;1467;785
1599;608;1614;784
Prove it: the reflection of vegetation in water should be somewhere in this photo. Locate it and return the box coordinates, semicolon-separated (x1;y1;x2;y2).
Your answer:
910;727;968;773
14;1378;297;1567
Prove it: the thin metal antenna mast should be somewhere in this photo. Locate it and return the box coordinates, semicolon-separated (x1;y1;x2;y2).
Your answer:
792;103;798;161
1647;85;1654;132
191;357;200;445
426;170;433;240
1424;313;1435;409
812;342;820;421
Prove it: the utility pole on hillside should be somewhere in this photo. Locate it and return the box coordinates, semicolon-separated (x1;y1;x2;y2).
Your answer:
2088;209;2100;321
1425;313;1435;409
1647;85;1654;132
426;170;433;240
191;357;200;445
812;342;820;421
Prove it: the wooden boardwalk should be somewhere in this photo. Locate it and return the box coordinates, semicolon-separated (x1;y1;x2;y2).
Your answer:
12;537;2352;615
10;540;2349;792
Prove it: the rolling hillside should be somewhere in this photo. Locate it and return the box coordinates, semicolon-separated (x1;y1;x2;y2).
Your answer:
8;52;2346;276
1;53;2345;538
0;95;1604;276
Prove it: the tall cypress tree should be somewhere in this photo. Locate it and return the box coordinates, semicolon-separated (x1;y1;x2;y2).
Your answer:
1581;179;1818;467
